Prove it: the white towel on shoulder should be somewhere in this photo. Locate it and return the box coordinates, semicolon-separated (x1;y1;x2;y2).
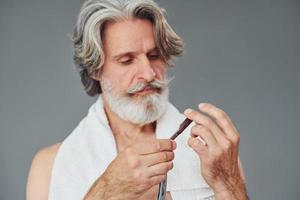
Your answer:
48;95;215;200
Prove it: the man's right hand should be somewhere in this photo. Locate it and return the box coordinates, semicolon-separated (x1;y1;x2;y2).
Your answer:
84;139;176;200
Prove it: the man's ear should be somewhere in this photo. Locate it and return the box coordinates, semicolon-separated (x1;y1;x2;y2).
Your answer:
90;68;102;81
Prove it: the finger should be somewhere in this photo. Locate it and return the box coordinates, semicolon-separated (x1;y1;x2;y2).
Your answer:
190;124;218;147
133;139;176;155
198;103;240;143
147;161;173;177
142;151;175;167
184;108;228;145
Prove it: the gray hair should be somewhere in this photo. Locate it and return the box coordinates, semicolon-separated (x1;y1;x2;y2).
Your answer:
73;0;184;96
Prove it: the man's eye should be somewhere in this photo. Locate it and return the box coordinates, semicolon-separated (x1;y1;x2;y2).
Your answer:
120;59;133;65
148;54;160;60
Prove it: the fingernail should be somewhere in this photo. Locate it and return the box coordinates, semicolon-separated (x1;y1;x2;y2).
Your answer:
197;136;207;146
184;108;192;115
198;103;205;109
173;141;177;149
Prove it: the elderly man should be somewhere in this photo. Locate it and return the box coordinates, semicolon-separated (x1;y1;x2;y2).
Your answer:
27;0;249;199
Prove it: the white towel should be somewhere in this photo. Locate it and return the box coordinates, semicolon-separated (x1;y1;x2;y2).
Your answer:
49;95;215;200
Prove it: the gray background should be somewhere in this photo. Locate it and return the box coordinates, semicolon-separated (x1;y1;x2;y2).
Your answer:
0;0;299;199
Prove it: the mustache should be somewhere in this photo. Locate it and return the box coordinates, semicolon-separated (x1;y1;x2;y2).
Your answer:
127;77;174;94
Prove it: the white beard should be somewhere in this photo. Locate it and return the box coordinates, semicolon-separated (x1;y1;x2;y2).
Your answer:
100;76;170;125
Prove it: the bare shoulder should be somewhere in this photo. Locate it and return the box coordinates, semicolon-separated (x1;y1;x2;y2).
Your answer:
26;143;61;200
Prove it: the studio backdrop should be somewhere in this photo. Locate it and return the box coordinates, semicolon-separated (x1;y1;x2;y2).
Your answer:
0;0;299;199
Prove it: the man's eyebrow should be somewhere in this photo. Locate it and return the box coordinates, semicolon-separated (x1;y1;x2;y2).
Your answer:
112;47;159;60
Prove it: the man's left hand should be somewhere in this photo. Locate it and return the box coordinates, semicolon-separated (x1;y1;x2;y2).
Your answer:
184;103;248;200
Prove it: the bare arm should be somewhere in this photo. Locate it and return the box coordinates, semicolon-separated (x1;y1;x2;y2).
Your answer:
26;143;61;200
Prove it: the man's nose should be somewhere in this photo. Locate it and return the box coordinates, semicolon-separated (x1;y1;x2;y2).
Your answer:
137;56;156;82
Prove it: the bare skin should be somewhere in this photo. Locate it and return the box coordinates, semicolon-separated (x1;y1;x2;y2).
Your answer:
27;18;248;200
26;143;61;200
